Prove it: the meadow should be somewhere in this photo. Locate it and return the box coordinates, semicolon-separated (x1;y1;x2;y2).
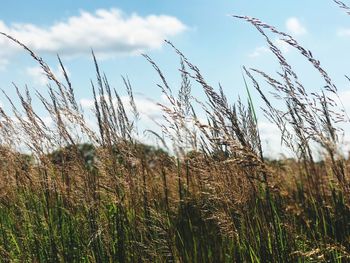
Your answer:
1;1;350;262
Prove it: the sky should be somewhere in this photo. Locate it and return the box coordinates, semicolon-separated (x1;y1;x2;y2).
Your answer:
0;0;350;157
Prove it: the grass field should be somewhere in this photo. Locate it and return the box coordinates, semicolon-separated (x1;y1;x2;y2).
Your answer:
1;1;350;262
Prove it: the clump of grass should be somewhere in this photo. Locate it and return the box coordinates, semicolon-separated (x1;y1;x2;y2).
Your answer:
0;1;350;262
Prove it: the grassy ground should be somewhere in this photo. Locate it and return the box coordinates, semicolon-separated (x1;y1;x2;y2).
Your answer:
1;1;350;262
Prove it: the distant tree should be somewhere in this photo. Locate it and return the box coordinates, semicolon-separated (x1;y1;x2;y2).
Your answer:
48;143;96;171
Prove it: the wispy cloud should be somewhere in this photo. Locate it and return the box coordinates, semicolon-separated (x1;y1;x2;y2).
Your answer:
80;98;95;109
26;66;50;86
248;38;290;58
286;17;307;36
0;8;187;59
248;17;306;59
337;28;350;37
80;96;162;120
0;58;8;71
258;121;291;158
335;90;350;114
248;46;269;58
26;65;70;86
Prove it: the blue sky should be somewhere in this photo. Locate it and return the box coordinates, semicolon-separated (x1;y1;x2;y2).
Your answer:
1;0;350;156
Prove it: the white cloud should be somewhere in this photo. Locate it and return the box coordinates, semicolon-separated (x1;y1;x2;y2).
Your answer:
248;38;290;58
0;9;186;59
286;17;307;36
249;46;269;58
26;64;71;86
258;121;292;159
328;90;350;122
129;97;161;119
0;58;8;71
26;66;49;86
337;90;350;113
249;18;306;59
41;116;54;127
80;96;162;119
303;90;350;157
337;28;350;37
80;98;95;109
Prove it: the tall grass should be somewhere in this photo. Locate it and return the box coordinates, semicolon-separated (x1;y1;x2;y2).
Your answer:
0;1;350;262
